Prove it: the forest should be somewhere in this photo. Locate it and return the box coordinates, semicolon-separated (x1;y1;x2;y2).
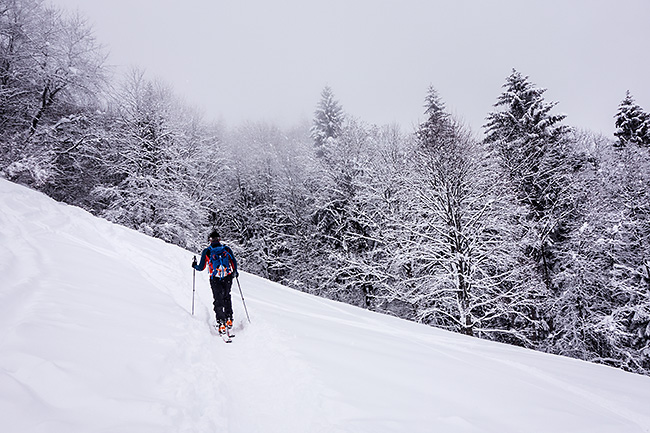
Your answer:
2;0;650;375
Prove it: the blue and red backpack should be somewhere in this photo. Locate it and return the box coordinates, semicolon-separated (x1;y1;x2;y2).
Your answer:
208;245;235;279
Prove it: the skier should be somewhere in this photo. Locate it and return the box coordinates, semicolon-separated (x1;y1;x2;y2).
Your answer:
192;230;239;335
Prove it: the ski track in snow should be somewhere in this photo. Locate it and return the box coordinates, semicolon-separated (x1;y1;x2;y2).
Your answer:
3;178;650;433
0;180;338;433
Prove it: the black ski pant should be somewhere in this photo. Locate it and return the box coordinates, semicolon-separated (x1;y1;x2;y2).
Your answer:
210;274;233;324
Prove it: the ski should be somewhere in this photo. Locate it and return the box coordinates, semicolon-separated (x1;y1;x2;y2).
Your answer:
213;325;232;343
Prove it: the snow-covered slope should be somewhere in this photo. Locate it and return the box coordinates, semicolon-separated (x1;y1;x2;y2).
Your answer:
1;178;650;433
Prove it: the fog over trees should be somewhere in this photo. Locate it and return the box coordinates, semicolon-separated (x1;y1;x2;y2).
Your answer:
2;0;649;375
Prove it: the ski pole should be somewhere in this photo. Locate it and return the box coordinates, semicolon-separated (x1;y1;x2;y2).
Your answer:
235;276;251;323
191;256;197;315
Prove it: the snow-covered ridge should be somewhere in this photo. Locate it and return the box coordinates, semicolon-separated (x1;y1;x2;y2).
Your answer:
1;178;650;433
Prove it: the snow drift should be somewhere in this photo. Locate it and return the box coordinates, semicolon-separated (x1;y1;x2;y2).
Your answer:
1;178;650;433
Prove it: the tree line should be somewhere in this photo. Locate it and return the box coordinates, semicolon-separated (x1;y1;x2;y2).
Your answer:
2;0;649;375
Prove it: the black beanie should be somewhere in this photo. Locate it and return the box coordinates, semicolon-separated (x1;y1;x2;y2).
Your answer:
208;230;220;240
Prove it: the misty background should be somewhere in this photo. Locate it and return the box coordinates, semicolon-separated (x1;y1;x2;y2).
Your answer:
51;0;650;134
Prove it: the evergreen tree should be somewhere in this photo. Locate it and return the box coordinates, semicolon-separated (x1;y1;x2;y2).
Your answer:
484;69;568;144
484;69;574;293
310;86;344;157
614;90;650;148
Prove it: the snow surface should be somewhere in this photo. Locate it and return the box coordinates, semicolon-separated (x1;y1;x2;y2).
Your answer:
2;178;650;433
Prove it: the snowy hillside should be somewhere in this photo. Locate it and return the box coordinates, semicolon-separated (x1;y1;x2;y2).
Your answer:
1;178;650;433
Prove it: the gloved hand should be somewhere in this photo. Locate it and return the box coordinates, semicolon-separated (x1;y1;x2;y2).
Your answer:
192;256;197;268
234;271;239;278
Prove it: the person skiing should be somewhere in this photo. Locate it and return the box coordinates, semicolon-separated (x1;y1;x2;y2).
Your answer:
192;230;239;334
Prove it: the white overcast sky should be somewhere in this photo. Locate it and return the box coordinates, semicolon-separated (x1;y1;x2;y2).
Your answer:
52;0;649;136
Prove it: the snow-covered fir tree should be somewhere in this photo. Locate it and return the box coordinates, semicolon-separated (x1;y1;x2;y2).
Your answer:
484;69;575;293
310;86;344;157
614;90;650;148
484;69;568;144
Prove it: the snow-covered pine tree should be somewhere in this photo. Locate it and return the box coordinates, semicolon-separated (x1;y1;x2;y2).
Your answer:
614;90;650;148
484;69;567;144
484;69;574;293
310;86;344;158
